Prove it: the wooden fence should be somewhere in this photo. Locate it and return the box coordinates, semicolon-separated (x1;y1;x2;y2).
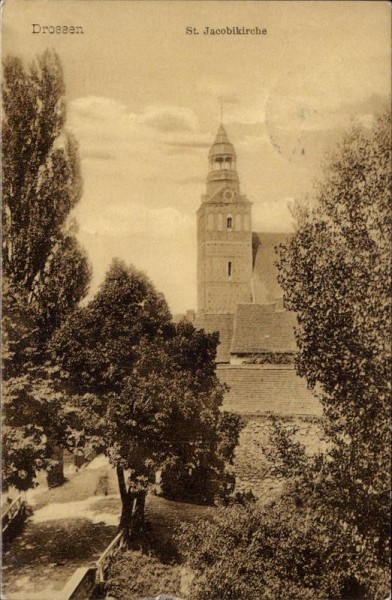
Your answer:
2;496;27;545
57;567;97;600
95;531;125;583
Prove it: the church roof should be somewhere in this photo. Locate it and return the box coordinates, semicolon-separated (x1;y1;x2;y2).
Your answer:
252;232;292;304
215;124;230;144
194;313;235;363
231;303;297;354
217;365;321;416
208;124;237;158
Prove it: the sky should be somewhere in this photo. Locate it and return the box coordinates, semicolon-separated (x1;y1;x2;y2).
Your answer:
3;0;391;314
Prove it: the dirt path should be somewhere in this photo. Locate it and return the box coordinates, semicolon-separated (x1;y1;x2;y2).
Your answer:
2;456;121;600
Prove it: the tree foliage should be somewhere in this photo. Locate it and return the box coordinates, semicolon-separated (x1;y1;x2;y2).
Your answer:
2;50;90;334
51;258;171;395
277;109;391;549
179;110;391;599
51;260;242;544
179;494;389;600
2;277;64;490
2;50;90;491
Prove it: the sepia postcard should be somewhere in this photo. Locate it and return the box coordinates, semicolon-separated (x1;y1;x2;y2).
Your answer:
2;1;391;599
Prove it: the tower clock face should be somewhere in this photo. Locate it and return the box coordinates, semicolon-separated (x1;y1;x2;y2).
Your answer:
223;188;235;201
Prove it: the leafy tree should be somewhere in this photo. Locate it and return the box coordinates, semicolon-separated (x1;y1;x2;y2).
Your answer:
2;50;90;336
51;258;171;395
51;260;242;544
2;277;65;490
179;493;389;600
147;321;242;504
2;50;90;491
31;226;91;335
179;110;391;599
277;108;391;556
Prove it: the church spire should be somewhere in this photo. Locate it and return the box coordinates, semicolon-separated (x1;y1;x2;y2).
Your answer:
206;123;239;196
213;124;231;145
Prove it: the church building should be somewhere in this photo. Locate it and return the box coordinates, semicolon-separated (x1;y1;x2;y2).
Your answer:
194;124;320;417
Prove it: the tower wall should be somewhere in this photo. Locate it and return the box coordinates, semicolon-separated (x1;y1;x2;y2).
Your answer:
197;199;253;314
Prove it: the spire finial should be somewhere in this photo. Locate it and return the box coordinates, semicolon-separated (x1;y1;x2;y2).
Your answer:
220;100;223;125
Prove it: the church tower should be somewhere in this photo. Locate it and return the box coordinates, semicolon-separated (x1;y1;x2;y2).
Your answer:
197;125;253;315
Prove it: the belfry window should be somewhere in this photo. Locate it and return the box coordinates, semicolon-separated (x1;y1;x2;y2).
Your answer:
228;261;232;277
215;157;224;170
227;216;233;230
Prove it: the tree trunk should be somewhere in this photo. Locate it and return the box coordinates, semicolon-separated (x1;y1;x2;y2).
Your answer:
47;443;64;487
117;467;130;543
116;466;127;503
117;467;139;547
117;467;148;547
132;490;146;536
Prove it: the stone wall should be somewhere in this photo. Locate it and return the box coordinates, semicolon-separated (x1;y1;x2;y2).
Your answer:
233;415;323;503
215;363;323;501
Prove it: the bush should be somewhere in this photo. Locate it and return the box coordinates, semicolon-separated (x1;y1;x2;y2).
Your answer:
178;497;389;600
105;550;182;600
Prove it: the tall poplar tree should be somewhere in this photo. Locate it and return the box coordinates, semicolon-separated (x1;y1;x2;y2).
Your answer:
2;49;90;491
2;49;90;335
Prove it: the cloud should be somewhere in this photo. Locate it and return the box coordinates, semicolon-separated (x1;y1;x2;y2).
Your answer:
68;95;129;122
68;96;205;161
140;105;198;132
79;203;193;238
164;133;211;150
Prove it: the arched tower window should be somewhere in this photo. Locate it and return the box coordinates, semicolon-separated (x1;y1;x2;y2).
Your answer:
207;212;214;231
227;215;233;230
228;261;232;277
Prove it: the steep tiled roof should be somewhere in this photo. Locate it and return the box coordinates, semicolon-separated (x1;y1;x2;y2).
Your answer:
218;364;321;416
194;313;235;363
231;304;297;354
252;232;292;304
